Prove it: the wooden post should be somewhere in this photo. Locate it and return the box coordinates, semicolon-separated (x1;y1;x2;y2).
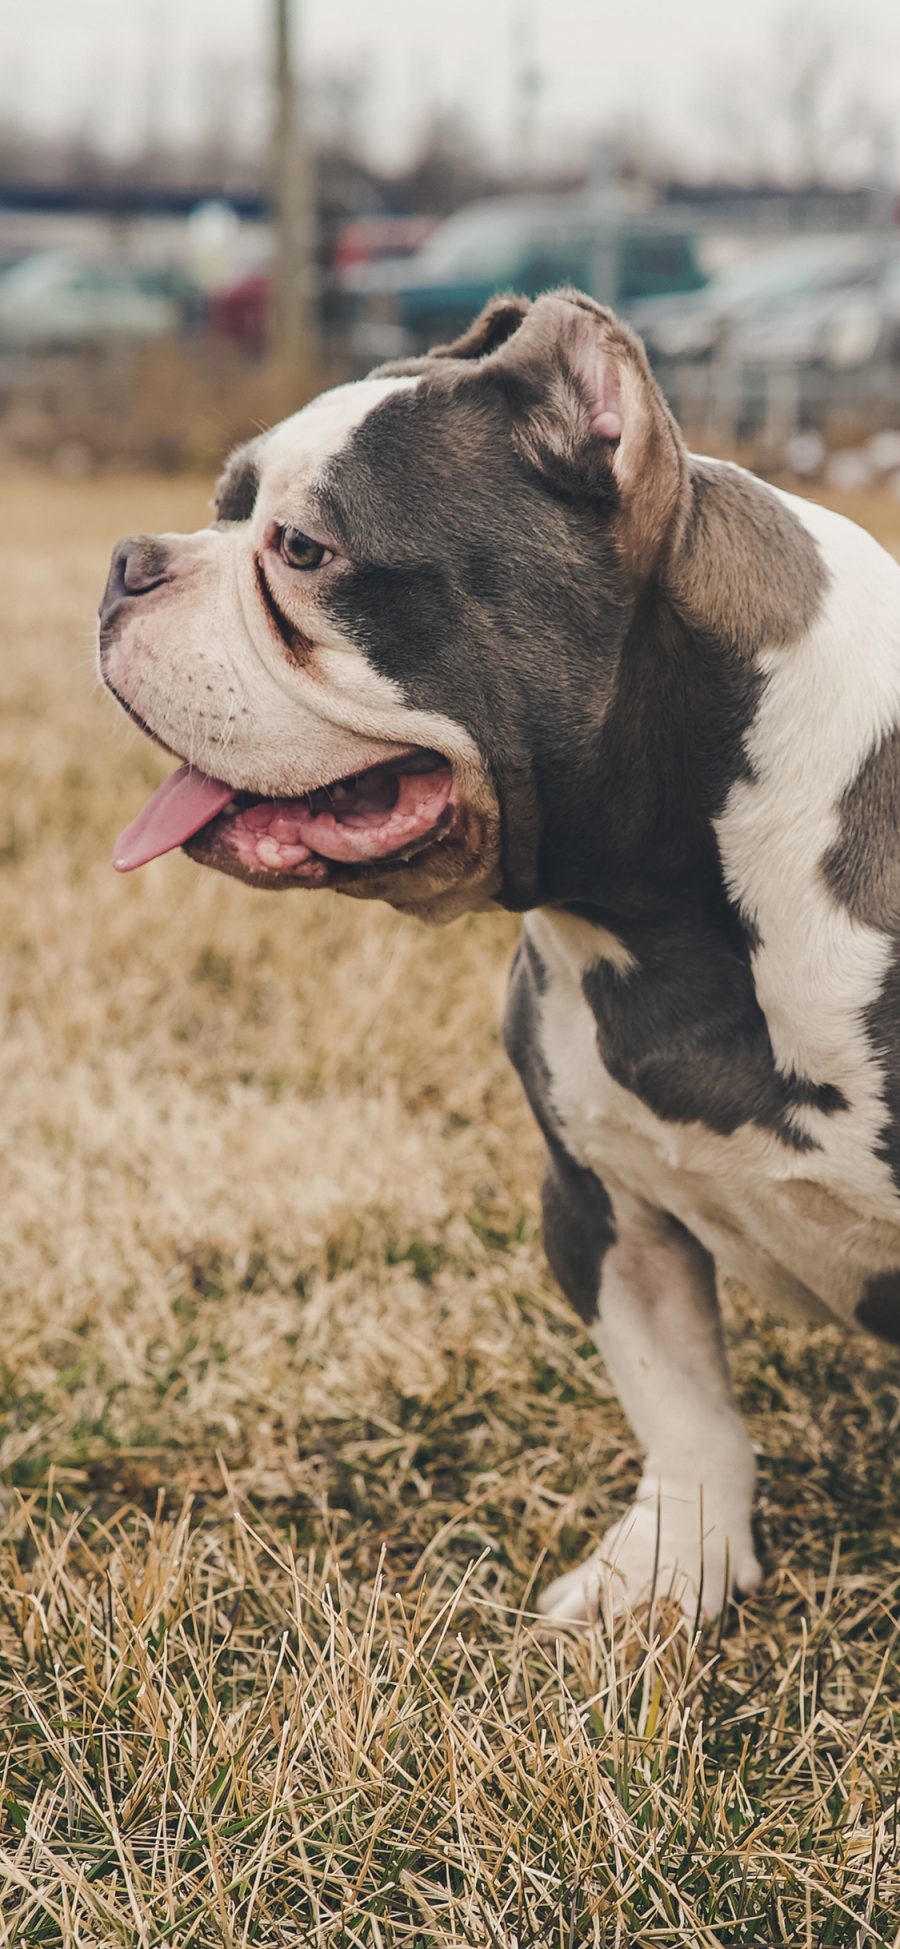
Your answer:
270;0;318;398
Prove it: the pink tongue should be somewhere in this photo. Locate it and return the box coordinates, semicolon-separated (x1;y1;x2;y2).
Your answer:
113;765;235;871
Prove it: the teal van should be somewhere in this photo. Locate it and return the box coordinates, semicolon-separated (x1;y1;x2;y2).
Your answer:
346;193;707;363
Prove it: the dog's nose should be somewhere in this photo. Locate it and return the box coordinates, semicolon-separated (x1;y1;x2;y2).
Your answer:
100;534;169;615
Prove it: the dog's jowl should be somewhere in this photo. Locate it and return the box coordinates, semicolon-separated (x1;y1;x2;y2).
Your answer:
99;288;900;1625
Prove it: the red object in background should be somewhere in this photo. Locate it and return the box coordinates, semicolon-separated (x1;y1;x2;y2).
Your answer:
333;216;435;272
209;270;270;355
209;217;437;354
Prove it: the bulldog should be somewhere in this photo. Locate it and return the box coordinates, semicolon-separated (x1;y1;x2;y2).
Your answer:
99;290;900;1626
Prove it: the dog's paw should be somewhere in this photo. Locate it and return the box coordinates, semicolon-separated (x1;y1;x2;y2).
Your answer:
537;1489;761;1628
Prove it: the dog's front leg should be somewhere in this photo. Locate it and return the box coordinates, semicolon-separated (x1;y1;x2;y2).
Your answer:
538;1159;761;1626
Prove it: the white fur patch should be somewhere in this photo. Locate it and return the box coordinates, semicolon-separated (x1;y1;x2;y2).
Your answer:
528;906;635;978
716;490;900;1219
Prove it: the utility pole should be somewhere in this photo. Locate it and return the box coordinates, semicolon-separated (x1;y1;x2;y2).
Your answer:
271;0;318;393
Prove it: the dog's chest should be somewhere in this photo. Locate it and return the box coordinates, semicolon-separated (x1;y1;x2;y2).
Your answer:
523;909;900;1325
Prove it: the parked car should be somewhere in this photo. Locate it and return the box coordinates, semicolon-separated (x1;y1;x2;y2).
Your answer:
332;215;436;274
631;233;900;435
630;235;900;366
343;193;708;363
0;252;196;352
727;245;900;371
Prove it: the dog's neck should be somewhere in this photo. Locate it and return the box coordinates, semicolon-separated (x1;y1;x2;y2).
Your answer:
522;462;828;935
532;589;755;929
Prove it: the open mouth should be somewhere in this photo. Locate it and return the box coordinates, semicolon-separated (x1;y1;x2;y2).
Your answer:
112;749;456;881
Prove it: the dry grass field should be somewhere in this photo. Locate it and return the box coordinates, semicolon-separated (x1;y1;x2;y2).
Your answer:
1;465;900;1946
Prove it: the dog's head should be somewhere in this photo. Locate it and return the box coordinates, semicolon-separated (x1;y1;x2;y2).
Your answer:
99;290;687;920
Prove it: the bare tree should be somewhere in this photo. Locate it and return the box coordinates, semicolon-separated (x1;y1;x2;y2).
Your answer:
700;7;894;188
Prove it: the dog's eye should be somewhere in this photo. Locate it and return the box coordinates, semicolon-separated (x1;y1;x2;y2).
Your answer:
279;525;333;571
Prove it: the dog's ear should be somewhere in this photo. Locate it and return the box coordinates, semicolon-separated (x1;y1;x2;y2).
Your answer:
372;295;532;378
214;436;265;522
428;294;532;362
494;289;688;578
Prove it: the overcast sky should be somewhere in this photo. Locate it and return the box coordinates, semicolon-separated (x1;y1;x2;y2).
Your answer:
3;0;900;179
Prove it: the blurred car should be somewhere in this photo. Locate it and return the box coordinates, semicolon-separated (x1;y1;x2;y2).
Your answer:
0;252;193;351
343;193;708;363
631;234;900;434
727;245;900;372
333;215;436;275
631;235;900;366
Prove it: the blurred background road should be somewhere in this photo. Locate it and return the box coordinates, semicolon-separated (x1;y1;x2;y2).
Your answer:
1;0;900;486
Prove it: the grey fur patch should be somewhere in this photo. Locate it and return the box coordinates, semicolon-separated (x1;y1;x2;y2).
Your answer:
504;939;614;1323
502;939;558;1144
824;726;900;929
868;960;900;1194
671;463;828;657
825;726;900;1190
214;444;262;523
582;916;845;1146
541;1140;616;1324
856;1269;900;1344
